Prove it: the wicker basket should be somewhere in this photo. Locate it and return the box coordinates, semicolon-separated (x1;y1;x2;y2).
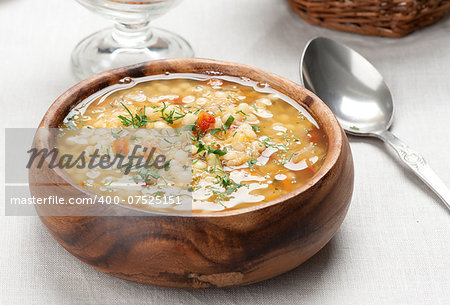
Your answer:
287;0;450;38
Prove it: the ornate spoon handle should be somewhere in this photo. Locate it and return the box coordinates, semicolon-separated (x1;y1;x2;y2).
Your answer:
375;130;450;211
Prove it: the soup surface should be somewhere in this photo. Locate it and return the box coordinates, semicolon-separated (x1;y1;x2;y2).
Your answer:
58;74;327;212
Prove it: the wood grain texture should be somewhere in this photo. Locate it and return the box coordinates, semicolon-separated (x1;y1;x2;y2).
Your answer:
29;58;354;288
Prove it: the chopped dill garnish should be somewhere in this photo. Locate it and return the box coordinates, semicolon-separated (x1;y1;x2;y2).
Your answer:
235;110;249;116
118;103;153;128
111;130;123;139
247;158;257;170
158;102;186;124
194;142;227;156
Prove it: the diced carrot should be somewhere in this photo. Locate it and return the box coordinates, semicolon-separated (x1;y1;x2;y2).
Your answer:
172;97;183;105
113;137;129;156
196;112;216;133
307;127;321;144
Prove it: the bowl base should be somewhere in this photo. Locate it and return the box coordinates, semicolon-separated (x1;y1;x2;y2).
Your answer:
71;27;194;80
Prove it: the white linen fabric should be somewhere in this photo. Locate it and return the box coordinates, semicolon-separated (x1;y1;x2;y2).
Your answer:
0;0;449;304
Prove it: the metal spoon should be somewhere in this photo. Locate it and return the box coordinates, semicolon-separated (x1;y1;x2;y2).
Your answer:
300;37;450;211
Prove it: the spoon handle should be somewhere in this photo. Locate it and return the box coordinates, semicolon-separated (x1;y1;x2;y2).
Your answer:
376;130;450;211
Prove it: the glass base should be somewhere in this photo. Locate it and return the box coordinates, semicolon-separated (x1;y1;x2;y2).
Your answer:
71;26;194;80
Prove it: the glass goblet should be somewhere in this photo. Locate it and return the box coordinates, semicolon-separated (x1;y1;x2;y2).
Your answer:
71;0;194;80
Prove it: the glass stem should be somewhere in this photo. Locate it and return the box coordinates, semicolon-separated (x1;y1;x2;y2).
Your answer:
112;21;153;47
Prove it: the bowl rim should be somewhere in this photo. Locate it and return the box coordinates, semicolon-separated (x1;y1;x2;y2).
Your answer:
37;58;343;218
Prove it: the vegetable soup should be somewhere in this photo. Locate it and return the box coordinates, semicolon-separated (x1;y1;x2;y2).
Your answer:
58;74;327;212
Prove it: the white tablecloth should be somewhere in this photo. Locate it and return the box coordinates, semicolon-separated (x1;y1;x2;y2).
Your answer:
1;0;449;304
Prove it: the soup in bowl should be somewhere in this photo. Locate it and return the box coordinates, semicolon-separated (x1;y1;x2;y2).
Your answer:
29;59;353;288
56;74;328;212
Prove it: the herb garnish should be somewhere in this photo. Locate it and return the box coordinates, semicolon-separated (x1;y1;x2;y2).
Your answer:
118;103;152;128
194;142;227;156
214;174;245;195
158;102;186;124
247;158;257;170
235;110;249;116
111;130;123;139
210;115;235;135
133;168;159;185
64;115;78;130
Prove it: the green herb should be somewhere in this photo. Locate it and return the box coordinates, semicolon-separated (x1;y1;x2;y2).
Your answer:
163;160;171;171
214;174;245;195
194;142;207;154
251;125;260;132
118;103;152;128
149;171;160;179
288;152;297;162
210;188;228;208
64;116;78;130
210;128;222;135
111;130;123;139
212;155;224;173
261;136;288;150
261;136;274;147
235;110;249;116
184;124;196;132
247;158;257;170
210;115;235;135
226;183;243;195
194;141;227;156
100;179;111;187
158;102;186;124
223;115;235;131
216;174;232;188
210;147;227;156
133;168;159;185
350;126;360;130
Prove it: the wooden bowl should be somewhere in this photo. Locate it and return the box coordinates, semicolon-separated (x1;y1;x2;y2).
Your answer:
29;58;354;288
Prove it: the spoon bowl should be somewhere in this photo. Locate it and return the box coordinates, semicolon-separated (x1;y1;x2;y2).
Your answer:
301;37;450;211
301;37;394;135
